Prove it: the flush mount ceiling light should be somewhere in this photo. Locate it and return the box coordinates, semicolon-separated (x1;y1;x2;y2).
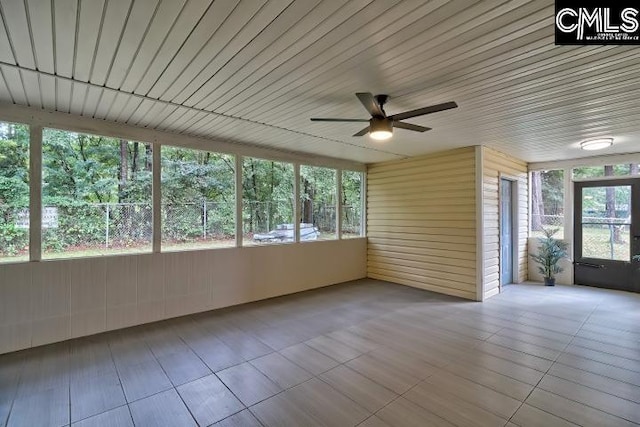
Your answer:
369;117;393;141
580;138;613;151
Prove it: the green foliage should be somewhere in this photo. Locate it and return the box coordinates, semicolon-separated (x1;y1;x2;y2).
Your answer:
1;122;362;257
531;228;569;279
162;147;236;241
242;158;294;233
0;122;30;257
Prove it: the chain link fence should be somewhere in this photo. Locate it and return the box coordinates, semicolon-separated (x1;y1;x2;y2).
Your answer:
0;203;29;259
42;203;153;254
162;201;235;244
582;216;631;261
2;199;362;259
243;200;293;237
342;204;362;237
530;214;564;238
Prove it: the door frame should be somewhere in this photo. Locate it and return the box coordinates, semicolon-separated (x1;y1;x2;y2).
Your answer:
499;174;520;287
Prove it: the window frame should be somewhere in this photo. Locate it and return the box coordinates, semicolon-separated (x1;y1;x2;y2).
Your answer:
0;113;366;263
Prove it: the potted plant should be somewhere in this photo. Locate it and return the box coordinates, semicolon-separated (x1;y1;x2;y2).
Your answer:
531;228;569;286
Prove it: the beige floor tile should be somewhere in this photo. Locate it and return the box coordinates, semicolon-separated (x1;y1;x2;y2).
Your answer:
71;405;133;427
284;378;370;427
376;397;455;427
404;380;507;427
177;374;244;426
217;362;282;406
526;388;637;427
250;352;313;389
423;371;522;419
129;389;196;427
279;343;339;375
510;403;579;427
320;365;397;412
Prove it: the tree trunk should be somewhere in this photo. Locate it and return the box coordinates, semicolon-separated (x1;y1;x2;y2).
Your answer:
119;140;128;202
131;142;139;179
531;171;543;231
250;160;259;232
119;140;129;242
145;144;152;171
604;165;621;243
302;178;313;224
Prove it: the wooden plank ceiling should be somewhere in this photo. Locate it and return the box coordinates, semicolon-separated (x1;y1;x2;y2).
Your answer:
0;0;638;163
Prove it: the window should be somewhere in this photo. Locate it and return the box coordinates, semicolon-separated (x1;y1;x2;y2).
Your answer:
300;165;337;241
341;170;363;238
42;129;152;258
581;185;631;261
530;170;564;238
242;157;294;245
573;164;640;179
0;122;29;263
161;147;235;251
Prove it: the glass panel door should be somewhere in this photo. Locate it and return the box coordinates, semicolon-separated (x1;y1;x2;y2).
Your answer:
574;179;639;293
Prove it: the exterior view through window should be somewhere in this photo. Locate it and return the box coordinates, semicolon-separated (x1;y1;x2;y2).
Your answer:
0;121;29;263
342;170;363;238
530;170;564;239
161;147;235;251
242;157;294;246
300;165;336;240
581;185;631;261
573;164;639;261
42;129;152;258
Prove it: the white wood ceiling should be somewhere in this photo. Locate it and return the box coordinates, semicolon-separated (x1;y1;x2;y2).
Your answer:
0;0;638;164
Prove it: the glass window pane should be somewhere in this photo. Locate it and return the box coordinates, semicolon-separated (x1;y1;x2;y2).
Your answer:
242;157;294;246
161;147;235;251
0;122;30;263
300;165;336;241
573;164;638;179
530;170;564;239
42;129;153;258
581;186;631;261
341;170;363;238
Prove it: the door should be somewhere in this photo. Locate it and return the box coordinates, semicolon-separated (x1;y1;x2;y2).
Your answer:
574;178;640;293
501;178;514;285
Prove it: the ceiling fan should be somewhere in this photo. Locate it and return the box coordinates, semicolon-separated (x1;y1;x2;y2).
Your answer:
310;92;458;140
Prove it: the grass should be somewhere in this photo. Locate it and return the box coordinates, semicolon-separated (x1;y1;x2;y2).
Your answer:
532;226;631;261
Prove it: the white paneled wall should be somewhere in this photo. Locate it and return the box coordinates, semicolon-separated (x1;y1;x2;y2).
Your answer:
0;239;366;354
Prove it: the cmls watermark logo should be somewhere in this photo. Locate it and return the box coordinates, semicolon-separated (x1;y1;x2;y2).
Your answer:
555;1;639;45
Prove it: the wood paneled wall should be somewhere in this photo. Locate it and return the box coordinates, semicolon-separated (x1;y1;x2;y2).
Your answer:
367;147;478;300
482;147;528;298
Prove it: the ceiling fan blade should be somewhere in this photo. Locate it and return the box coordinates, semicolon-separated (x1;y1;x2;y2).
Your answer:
389;101;458;121
310;118;370;122
393;121;431;132
356;92;384;117
353;126;370;137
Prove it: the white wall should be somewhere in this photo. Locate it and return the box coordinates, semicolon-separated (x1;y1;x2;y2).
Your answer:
0;238;366;354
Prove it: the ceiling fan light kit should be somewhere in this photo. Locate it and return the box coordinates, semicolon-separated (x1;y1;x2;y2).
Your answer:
369;118;393;140
310;92;457;140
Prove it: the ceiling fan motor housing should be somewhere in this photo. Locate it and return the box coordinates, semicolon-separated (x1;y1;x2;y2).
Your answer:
370;117;393;133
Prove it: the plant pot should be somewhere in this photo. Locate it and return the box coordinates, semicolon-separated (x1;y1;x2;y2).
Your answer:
544;277;555;286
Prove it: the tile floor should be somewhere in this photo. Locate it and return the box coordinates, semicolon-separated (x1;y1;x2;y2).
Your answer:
1;279;639;427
